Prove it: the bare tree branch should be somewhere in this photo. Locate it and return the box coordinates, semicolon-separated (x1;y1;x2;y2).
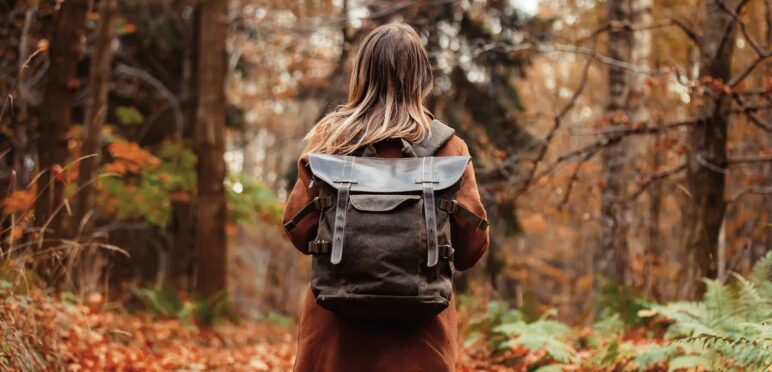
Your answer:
558;149;597;210
482;42;658;75
731;93;772;132
728;186;772;202
716;0;765;56
713;0;751;65
666;18;701;45
626;163;688;202
512;39;596;200
728;154;772;164
571;119;697;136
114;64;184;139
728;52;772;87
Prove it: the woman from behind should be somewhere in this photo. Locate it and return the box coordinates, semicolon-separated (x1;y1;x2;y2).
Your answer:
283;23;489;372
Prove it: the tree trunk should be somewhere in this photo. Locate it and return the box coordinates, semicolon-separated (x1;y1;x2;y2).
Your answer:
680;0;739;299
168;6;200;292
763;0;772;267
73;0;118;236
193;0;228;298
629;0;654;294
599;0;634;287
755;0;772;268
35;0;88;238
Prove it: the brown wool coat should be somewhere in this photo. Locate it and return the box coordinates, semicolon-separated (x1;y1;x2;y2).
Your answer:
283;135;489;372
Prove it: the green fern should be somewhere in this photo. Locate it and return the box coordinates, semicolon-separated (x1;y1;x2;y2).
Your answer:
647;251;772;370
493;316;579;364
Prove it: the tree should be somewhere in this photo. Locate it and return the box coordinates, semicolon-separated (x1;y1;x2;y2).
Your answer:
35;0;88;239
680;0;741;299
168;5;200;293
193;0;228;298
73;0;119;236
599;0;636;287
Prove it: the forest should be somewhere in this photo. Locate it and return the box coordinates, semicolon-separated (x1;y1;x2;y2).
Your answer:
0;0;770;370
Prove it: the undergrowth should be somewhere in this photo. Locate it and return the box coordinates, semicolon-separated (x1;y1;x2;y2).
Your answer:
460;251;772;371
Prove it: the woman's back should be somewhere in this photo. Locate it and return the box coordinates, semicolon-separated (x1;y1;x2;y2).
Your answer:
281;22;489;372
284;134;488;372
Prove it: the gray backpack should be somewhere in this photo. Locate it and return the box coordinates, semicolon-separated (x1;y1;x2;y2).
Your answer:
285;121;488;323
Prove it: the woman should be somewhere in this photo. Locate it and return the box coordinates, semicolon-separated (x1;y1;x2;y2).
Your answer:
283;23;489;371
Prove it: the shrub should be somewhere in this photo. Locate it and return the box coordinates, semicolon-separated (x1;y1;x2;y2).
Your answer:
636;251;772;370
136;287;232;327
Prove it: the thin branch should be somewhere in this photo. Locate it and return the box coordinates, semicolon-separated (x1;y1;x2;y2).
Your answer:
512;38;595;200
729;103;772;114
728;186;772;203
482;42;658;75
558;150;597;210
728;154;772;164
696;154;728;174
713;0;772;87
114;64;184;139
713;0;752;65
531;137;619;185
578;19;700;46
691;154;772;177
716;0;764;56
248;0;461;34
626;163;688;203
729;51;772;89
484;117;698;187
571;119;697;136
666;18;701;45
731;93;772;132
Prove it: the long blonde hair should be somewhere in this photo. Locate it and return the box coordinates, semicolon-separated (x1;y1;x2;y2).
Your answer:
306;23;434;154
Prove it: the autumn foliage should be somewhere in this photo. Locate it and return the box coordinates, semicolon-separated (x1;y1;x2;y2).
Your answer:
0;0;770;370
0;286;296;371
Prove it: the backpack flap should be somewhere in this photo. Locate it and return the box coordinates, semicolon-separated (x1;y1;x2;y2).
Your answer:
307;154;470;193
308;153;470;268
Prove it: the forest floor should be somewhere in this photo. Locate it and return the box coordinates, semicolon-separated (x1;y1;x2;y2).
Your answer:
6;281;766;371
1;288;502;371
1;288;297;371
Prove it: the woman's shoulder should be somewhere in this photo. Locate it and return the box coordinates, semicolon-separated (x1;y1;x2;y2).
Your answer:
435;134;470;156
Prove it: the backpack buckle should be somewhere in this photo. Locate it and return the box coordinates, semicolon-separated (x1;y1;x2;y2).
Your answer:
439;199;459;214
438;244;455;260
477;219;489;230
308;240;331;254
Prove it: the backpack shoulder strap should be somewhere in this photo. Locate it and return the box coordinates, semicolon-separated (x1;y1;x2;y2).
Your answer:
411;120;455;157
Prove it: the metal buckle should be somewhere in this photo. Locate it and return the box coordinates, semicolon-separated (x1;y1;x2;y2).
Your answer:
478;219;489;230
308;240;331;254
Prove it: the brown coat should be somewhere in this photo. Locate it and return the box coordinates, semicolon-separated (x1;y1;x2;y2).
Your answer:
283;135;489;372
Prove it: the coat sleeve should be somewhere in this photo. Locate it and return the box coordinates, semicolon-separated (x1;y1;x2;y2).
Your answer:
440;137;490;271
282;141;321;254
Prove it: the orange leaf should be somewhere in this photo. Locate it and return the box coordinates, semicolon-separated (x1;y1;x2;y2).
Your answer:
3;190;35;215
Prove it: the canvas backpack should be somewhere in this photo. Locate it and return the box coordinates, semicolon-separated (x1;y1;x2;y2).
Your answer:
284;120;488;323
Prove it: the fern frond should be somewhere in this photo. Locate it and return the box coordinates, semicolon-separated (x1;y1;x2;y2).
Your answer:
749;251;772;286
683;333;772;369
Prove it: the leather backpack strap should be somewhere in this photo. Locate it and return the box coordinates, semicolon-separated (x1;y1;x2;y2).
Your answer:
439;199;489;230
412;120;455;267
283;196;333;230
411;120;456;157
417;156;440;267
330;155;356;264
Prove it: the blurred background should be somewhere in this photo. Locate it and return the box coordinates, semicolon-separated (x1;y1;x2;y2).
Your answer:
0;0;770;370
